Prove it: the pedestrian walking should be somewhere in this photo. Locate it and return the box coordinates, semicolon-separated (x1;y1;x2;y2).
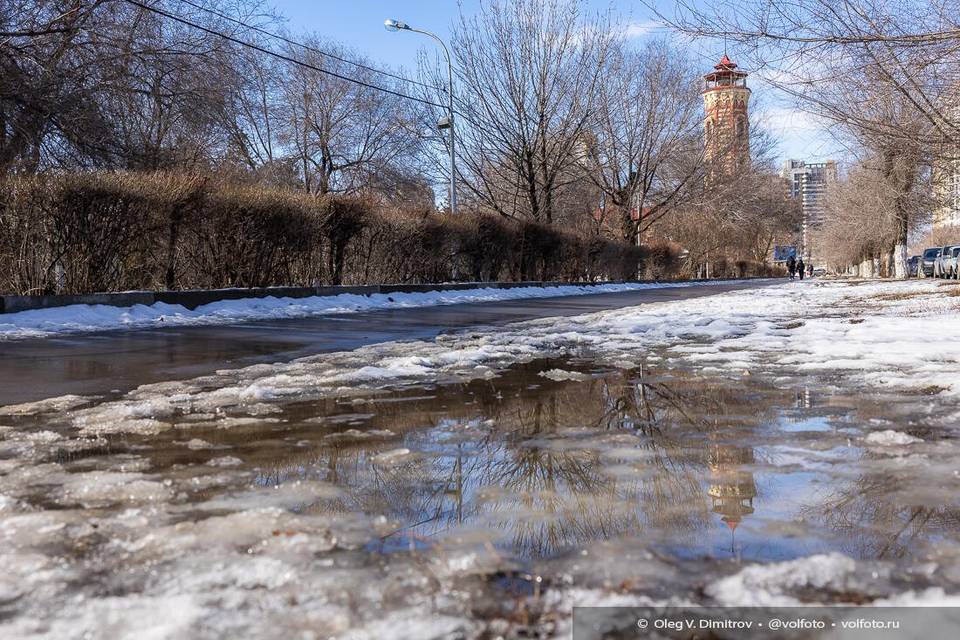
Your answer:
807;263;814;278
787;255;796;279
797;257;805;280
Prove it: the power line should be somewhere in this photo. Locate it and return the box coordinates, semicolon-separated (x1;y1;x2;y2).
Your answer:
121;0;449;110
122;0;491;135
169;0;443;93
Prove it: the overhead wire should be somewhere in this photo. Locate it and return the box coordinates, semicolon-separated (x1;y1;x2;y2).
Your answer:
120;0;450;111
169;0;444;92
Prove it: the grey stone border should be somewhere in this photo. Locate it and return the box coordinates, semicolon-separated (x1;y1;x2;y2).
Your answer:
0;278;765;314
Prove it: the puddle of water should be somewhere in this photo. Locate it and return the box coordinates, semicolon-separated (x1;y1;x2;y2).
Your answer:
2;358;960;637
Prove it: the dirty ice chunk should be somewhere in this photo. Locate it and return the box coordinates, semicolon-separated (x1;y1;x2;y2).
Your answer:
538;369;590;382
865;430;922;446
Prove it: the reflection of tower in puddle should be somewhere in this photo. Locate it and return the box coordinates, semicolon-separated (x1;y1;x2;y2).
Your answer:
707;444;756;552
795;386;813;409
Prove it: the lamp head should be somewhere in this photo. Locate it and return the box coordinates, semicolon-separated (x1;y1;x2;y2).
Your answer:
384;18;409;32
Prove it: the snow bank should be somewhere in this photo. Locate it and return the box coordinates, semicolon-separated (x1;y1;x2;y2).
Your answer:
706;553;857;606
0;281;730;340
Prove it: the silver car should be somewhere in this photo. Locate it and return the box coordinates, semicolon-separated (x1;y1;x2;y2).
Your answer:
944;246;960;278
934;245;959;278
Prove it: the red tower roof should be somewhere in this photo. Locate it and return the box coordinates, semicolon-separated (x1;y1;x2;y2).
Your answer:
703;53;748;83
716;54;737;70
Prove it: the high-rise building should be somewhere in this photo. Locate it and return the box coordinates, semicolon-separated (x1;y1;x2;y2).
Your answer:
932;158;960;228
781;159;838;262
702;54;751;178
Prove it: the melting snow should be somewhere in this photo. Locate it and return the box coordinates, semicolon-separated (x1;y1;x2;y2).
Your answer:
0;281;733;339
706;553;858;606
12;280;960;436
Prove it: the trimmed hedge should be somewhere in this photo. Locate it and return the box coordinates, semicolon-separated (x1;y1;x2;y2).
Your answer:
0;172;682;295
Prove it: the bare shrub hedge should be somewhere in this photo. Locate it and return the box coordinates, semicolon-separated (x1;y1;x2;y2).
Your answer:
0;171;683;295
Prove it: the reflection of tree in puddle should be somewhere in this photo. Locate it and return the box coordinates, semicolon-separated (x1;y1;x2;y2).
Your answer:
774;391;960;560
254;363;778;560
472;397;619;556
802;470;960;560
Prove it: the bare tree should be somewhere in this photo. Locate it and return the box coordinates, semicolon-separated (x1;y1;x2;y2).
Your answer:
644;122;798;276
218;46;288;179
0;0;112;171
0;0;265;172
432;0;615;223
281;38;420;196
99;2;239;170
651;170;796;277
587;38;703;243
819;156;931;275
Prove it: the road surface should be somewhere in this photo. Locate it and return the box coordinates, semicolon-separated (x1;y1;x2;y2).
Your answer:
0;280;776;405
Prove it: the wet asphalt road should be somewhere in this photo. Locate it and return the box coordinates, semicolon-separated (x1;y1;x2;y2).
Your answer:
0;280;779;405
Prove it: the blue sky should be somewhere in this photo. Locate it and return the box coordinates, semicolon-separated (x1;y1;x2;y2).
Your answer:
268;0;837;165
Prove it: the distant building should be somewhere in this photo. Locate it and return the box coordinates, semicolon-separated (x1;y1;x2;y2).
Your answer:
932;158;960;228
780;159;838;262
702;54;751;178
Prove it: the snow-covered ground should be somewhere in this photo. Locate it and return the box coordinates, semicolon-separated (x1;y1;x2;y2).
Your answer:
0;280;736;340
3;278;960;639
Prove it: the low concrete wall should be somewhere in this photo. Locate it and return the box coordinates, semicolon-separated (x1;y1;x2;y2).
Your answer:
0;291;157;314
0;281;627;314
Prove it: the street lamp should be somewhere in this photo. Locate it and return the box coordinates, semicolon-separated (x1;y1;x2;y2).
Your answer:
384;18;457;216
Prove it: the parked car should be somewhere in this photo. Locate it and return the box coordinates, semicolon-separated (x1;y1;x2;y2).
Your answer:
935;245;960;278
812;268;827;277
943;246;960;278
908;255;920;277
922;247;942;277
935;245;952;277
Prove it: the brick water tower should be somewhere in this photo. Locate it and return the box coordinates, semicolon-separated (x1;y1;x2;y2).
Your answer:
702;54;751;178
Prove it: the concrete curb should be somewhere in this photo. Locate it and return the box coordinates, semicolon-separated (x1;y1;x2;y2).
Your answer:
0;278;769;314
0;292;157;314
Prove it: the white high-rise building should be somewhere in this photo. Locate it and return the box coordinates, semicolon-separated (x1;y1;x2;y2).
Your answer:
780;159;838;262
933;158;960;228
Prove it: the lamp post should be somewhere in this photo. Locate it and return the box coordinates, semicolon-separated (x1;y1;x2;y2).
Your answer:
384;18;457;216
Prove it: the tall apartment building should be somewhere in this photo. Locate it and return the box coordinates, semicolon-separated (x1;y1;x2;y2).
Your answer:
932;158;960;228
780;159;838;262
